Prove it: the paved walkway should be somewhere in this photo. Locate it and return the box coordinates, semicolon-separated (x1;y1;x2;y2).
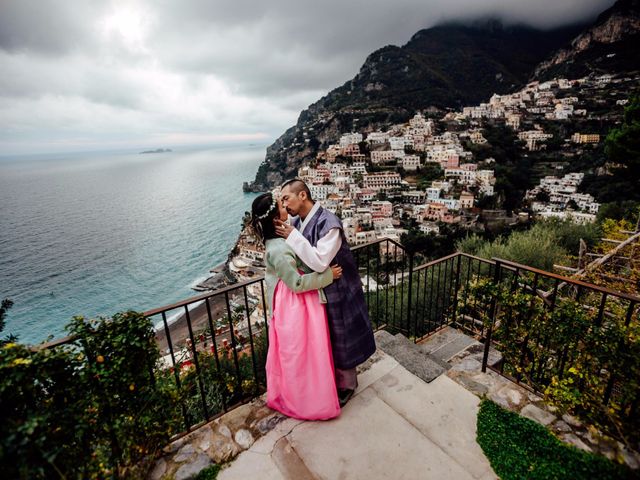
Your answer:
217;350;496;480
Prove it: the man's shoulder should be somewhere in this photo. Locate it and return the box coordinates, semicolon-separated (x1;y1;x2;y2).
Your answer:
318;208;343;229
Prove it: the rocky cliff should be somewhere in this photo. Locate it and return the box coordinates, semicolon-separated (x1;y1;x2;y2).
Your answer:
534;0;640;80
244;20;583;192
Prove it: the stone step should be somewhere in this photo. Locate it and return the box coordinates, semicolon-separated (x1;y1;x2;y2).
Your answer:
451;342;503;370
394;334;451;371
428;334;476;363
271;437;316;480
419;327;504;370
374;331;446;383
418;326;467;355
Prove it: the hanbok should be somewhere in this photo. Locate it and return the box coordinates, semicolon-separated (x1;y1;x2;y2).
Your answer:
266;279;340;420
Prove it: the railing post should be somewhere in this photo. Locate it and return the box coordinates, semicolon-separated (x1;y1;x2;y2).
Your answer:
482;260;501;373
451;253;462;327
406;252;414;340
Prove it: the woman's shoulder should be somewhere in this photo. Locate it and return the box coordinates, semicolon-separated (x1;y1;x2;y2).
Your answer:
265;238;292;256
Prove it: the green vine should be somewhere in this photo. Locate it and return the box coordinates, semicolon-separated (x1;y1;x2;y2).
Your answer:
459;278;640;448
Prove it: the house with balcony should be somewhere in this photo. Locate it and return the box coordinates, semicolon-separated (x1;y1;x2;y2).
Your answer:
339;132;363;147
371;200;393;219
366;131;390;145
363;172;402;191
402;154;421;171
371;150;396;165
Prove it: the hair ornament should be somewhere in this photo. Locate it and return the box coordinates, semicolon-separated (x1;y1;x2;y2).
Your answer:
256;193;277;220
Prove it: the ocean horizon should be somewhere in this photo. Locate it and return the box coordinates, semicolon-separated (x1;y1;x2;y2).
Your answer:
0;144;264;344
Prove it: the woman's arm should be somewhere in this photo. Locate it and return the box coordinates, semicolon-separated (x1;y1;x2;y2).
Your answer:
269;247;334;293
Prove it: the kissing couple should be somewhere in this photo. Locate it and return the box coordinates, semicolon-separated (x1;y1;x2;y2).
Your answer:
250;179;376;420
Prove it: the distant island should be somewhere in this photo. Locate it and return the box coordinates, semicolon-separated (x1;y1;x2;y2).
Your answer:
140;148;172;154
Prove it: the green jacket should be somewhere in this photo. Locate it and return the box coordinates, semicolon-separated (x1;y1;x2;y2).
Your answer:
264;238;333;317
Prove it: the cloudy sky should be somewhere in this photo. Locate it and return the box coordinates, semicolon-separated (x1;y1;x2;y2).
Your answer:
0;0;614;155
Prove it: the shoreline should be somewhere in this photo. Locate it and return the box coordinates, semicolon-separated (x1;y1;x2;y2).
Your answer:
154;231;248;352
154;294;230;352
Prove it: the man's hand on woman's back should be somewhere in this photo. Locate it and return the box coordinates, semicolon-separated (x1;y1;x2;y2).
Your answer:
331;264;342;279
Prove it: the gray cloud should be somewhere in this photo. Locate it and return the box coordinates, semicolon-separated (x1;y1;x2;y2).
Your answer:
0;0;615;154
0;1;104;55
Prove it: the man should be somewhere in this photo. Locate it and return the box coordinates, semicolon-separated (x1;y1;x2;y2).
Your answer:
275;179;376;407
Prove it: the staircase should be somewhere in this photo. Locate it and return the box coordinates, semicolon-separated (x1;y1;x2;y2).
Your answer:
374;326;501;383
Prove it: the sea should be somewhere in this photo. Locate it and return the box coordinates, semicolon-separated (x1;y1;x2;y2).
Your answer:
0;144;264;344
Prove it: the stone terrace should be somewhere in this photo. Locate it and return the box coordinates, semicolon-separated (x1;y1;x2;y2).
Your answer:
148;328;640;480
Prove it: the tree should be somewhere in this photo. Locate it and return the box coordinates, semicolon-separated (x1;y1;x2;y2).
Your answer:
416;162;443;189
376;192;388;201
596;201;640;224
0;299;15;345
400;229;436;255
606;93;640;180
535;190;550;203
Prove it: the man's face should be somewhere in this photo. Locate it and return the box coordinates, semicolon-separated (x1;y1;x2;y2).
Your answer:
280;185;303;216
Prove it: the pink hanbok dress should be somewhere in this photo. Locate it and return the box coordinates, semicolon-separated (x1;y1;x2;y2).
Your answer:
266;279;340;420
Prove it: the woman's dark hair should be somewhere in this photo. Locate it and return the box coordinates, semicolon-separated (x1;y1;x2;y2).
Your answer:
251;193;278;243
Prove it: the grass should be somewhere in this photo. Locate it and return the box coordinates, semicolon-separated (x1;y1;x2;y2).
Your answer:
192;464;221;480
476;400;637;480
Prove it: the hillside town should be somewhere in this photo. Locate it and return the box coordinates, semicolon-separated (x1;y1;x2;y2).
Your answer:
224;73;640;280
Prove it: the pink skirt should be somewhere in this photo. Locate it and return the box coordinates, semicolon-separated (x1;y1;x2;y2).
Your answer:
266;280;340;420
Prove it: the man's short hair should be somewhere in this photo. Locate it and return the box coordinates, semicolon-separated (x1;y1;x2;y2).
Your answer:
281;178;313;201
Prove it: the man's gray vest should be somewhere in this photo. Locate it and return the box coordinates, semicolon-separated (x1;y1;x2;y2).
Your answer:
293;206;375;369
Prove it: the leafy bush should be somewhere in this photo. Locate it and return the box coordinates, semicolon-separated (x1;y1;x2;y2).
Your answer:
477;400;634;480
192;464;221;480
457;224;566;271
460;278;640;447
456;219;602;270
0;312;181;479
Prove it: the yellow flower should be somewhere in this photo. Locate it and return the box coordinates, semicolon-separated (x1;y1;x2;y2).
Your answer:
96;355;105;363
129;383;135;391
11;358;32;366
3;343;18;349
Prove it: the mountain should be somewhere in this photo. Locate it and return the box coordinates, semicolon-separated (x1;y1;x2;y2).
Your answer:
245;1;639;192
534;0;640;80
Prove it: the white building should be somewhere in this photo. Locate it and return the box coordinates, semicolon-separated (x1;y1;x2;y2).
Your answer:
310;184;337;200
402;155;421;171
363;172;402;191
371;150;396;165
419;222;440;235
339;132;363;147
389;137;408;151
366;131;390;145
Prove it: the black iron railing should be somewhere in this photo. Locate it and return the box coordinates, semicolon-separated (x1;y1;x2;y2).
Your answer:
352;239;495;340
38;239;639;441
476;259;639;410
143;277;270;435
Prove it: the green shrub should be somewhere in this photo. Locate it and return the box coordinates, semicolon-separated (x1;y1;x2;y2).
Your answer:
459;278;640;447
192;464;221;480
477;400;634;480
0;311;181;479
456;220;602;270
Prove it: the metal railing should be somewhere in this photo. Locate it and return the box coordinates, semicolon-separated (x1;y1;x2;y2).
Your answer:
143;277;270;435
37;239;640;441
477;258;640;412
352;239;495;340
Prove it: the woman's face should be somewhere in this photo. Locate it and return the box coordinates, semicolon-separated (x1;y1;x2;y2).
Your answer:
276;197;288;221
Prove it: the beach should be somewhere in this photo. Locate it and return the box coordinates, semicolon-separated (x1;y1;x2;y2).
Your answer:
154;294;233;353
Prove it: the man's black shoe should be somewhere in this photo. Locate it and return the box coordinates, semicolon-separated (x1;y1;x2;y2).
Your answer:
338;388;355;407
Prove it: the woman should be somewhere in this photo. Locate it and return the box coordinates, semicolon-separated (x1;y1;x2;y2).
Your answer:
251;192;341;420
